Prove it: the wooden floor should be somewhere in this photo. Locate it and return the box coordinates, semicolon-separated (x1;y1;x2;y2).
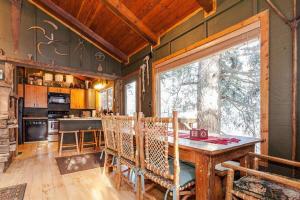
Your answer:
0;142;135;200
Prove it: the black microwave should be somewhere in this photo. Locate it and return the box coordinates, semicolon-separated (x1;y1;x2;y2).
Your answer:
48;93;70;104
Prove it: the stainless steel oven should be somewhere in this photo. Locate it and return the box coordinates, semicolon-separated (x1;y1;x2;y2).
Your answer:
47;111;69;142
48;119;59;133
48;119;59;142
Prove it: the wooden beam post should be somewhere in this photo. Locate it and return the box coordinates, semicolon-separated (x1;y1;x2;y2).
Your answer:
265;0;299;163
101;0;159;45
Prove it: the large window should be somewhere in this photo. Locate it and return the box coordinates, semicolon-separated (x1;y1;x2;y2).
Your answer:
100;87;113;111
125;81;137;116
157;28;265;152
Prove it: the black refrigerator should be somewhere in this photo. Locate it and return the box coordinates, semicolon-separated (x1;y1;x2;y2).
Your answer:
18;98;24;144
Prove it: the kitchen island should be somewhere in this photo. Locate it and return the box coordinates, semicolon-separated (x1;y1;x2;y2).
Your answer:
58;117;102;146
58;117;102;131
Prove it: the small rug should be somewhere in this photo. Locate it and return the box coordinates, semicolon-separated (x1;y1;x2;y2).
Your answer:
0;183;27;200
55;152;104;175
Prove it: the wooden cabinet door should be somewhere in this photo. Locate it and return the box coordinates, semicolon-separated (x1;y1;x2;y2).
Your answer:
48;87;59;93
24;85;36;107
71;89;85;109
60;88;70;94
24;85;48;108
49;87;70;94
85;89;96;109
35;86;48;108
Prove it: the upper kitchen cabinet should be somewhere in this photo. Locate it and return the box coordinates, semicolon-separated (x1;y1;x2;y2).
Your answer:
70;89;85;109
85;89;96;109
24;85;48;108
48;87;70;94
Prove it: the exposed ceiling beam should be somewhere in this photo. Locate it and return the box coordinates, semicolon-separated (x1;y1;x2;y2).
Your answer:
197;0;216;14
28;0;128;63
101;0;159;45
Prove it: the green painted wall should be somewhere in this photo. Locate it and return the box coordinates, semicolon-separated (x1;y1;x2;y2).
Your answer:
0;0;121;77
122;0;299;165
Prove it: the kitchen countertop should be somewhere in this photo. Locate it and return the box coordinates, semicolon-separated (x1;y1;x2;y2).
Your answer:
57;117;101;121
23;117;48;120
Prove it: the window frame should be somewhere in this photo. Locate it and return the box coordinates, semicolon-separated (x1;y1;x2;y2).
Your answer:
152;11;269;155
124;79;138;116
100;87;113;111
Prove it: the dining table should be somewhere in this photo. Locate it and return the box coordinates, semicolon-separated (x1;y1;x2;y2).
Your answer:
167;134;262;200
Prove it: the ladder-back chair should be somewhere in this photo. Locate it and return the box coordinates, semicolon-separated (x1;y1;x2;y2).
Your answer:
115;115;139;190
138;111;195;200
102;115;118;173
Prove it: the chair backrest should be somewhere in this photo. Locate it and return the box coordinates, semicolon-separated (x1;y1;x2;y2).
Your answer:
138;111;179;185
115;115;138;164
102;115;118;152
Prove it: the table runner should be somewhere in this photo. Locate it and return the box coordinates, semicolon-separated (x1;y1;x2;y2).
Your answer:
172;133;240;145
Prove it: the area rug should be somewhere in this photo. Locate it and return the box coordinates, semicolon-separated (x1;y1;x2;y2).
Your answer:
0;183;27;200
55;152;104;175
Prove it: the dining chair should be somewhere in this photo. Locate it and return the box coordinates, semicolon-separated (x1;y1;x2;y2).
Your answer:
101;115;119;174
138;111;195;200
223;152;300;200
115;114;139;190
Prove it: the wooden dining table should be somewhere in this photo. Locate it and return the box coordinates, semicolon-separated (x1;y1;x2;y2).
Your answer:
167;134;261;200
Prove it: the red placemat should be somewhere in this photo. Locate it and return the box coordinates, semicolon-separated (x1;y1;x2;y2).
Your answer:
171;133;240;145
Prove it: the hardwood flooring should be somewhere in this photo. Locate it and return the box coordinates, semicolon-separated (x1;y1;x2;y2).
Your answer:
0;142;135;200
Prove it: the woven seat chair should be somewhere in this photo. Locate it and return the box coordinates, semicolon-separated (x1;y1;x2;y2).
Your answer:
102;115;119;174
115;115;139;190
223;152;300;200
138;111;195;200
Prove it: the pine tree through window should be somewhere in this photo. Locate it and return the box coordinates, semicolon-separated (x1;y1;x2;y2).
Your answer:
158;38;261;152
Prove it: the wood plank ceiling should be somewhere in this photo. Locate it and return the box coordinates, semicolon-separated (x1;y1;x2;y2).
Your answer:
28;0;216;63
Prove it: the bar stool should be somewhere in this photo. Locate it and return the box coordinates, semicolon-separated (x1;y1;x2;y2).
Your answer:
58;130;80;156
79;129;98;152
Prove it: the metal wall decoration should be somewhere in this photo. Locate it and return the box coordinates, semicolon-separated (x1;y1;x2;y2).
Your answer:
95;51;105;72
73;39;87;67
27;20;68;57
140;50;152;94
140;63;146;93
144;55;150;85
10;0;22;53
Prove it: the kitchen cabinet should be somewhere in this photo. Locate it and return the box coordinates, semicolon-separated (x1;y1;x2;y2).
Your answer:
24;85;48;108
70;89;85;109
85;89;96;109
48;87;70;94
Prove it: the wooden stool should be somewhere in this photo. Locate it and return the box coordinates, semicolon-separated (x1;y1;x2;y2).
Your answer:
79;129;98;152
58;130;80;156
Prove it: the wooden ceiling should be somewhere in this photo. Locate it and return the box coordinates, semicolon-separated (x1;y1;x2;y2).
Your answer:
29;0;216;63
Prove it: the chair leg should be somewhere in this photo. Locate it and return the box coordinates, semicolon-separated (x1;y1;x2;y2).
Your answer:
100;150;104;160
80;132;84;152
75;132;79;154
98;131;102;149
225;169;234;200
93;131;97;150
59;133;64;156
116;160;122;190
103;151;108;174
